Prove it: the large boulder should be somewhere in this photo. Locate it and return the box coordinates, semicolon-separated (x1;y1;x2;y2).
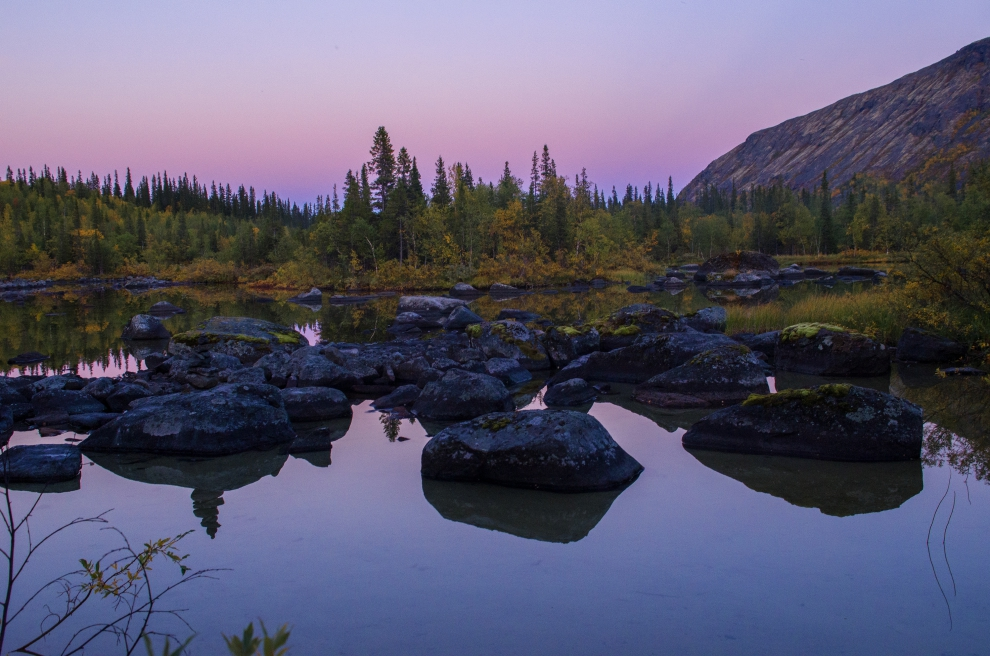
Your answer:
469;321;551;371
421;410;643;491
550;332;737;384
775;323;890;376
1;445;81;483
449;282;481;297
397;296;469;323
280;387;352;422
682;385;923;461
412;369;514;421
443;306;484;331
544;378;597;406
122;314;172;340
287;287;322;305
0;406;13;444
680;306;727;333
32;389;106;416
105;382;152;412
541;326;600;367
634;345;770;408
896;327;965;363
148;300;185;315
372;384;421;409
80;383;295;456
170;317;307;363
484;358;532;386
275;346;359;389
694;251;780;286
732;331;780;360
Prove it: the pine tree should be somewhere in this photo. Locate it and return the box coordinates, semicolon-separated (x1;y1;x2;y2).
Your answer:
409;157;425;204
124;168;135;202
368;126;396;212
431;156;451;208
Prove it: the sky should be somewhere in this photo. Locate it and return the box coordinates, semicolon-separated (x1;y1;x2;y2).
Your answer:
2;0;989;203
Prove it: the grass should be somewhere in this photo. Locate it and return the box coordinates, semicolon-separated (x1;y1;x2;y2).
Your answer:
725;286;905;344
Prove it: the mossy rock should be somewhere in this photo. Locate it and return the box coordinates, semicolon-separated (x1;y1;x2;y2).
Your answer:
780;322;853;343
169;317;306;362
742;384;852;408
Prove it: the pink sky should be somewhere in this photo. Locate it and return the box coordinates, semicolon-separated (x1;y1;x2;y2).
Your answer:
2;1;988;201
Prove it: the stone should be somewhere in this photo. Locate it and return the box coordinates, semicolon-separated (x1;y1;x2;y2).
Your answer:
277;347;360;389
421;410;643;492
412;369;514;421
484;358;533;386
82;377;116;401
1;445;81;483
541;326;601;368
443;306;484;330
681;306;727;333
550;332;738;384
544;378;598;406
287;287;323;304
69;412;121;430
634;345;770;408
389;312;442;334
694;251;780;285
396;296;469;323
470;321;551;370
280;387;352;422
28;375;85;395
775;323;890;376
837;266;883;278
0;380;30;405
896;327;965;363
682;385;923;461
372;384;422;409
32;390;106;416
105;382;152;412
169;316;308;363
732;331;781;360
7;351;49;365
81;383;295;456
450;282;481;297
225;367;268;385
148;300;185;315
122;314;172;340
394;356;432;383
490;282;522;293
0;406;12;443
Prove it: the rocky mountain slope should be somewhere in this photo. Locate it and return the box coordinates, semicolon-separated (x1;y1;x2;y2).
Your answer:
682;37;990;199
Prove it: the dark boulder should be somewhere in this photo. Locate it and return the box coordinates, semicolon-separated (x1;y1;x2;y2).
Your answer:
421;410;643;492
550;332;737;384
170;317;307;363
682;384;923;461
7;351;49;365
694;251;780;286
443;306;484;331
896;327;965;363
397;296;469;323
277;347;360;389
105;382;152;412
1;444;81;483
280;387;352;422
543;378;597;406
0;406;12;444
82;377;116;401
541;326;601;367
470;321;551;371
32;390;106;416
148;300;185;315
122;314;172;340
394;356;432;383
69;412;121;430
412;369;514;421
732;331;780;360
484;358;532;386
680;306;727;333
775;323;890;376
287;287;323;305
634;345;769;408
372;384;421;409
80;383;295;456
0;380;30;405
450;282;481;297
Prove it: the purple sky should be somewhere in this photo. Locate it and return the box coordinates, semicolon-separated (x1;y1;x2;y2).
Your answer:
2;1;988;203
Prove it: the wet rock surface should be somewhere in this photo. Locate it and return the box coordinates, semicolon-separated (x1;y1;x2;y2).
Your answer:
412;369;514;421
634;344;770;408
421;410;643;491
775;323;890;376
682;384;923;461
169;316;307;363
122;314;172;340
280;387;352;422
543;378;597;406
1;444;82;483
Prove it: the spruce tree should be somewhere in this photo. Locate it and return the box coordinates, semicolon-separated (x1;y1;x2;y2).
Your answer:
409;157;425;204
368;127;396;212
124;168;135;202
431;156;451;208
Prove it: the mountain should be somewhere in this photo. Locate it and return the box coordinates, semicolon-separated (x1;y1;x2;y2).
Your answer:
682;37;990;200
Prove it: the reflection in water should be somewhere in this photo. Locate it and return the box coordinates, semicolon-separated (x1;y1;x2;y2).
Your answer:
1;477;81;494
687;449;924;516
422;478;628;543
289;417;351;456
600;389;715;432
85;449;288;537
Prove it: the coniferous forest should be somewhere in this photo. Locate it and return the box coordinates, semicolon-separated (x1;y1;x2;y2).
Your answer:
2;127;989;290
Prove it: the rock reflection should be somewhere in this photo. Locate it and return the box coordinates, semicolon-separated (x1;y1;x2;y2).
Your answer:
687;449;923;516
289;417;351;459
85;449;288;537
600;390;715;432
422;479;628;543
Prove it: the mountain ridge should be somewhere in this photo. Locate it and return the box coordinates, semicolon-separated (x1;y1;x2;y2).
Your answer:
681;37;990;200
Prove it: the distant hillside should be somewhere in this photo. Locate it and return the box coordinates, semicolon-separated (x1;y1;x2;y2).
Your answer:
682;37;990;200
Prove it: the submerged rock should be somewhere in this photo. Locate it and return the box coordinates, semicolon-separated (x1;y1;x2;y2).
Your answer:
412;369;514;421
1;444;82;483
81;383;295;456
634;344;769;408
896;327;965;363
421;410;643;492
682;385;923;461
775;323;890;376
122;314;172;340
543;378;598;406
287;287;323;305
280;387;352;422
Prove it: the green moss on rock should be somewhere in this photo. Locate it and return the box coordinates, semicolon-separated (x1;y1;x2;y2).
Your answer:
781;322;853;342
742;384;853;408
480;415;514;431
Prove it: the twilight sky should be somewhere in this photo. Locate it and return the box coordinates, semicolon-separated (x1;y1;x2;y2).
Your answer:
2;0;988;203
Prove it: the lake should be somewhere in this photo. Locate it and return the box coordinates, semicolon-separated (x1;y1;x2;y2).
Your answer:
1;281;988;655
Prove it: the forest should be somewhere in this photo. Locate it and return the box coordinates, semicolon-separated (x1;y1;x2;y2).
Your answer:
2;127;989;290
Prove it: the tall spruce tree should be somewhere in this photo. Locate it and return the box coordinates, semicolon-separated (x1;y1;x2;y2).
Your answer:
368;127;396;212
431;156;451;208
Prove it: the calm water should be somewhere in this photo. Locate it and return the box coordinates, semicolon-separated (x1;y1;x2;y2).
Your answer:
2;283;988;655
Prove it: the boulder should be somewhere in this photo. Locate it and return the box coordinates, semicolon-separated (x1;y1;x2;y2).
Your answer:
469;321;551;371
170;317;307;363
80;383;295;456
0;406;12;444
732;331;780;360
544;378;597;406
803;267;829;278
896;327;965;363
550;332;737;384
148;300;185;315
680;306;727;333
69;412;121;430
421;410;643;491
775;323;890;376
412;369;514;421
277;347;359;389
394;356;433;383
105;382;152;412
682;385;923;461
541;326;601;367
122;314;172;340
397;296;469;323
372;384;421;409
443;306;484;331
28;375;86;395
634;345;770;408
1;445;81;483
694;251;780;286
489;282;523;294
388;312;441;335
280;387;352;422
449;282;481;297
32;390;106;416
225;367;268;385
287;287;323;305
0;380;30;405
484;358;533;386
82;377;116;401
